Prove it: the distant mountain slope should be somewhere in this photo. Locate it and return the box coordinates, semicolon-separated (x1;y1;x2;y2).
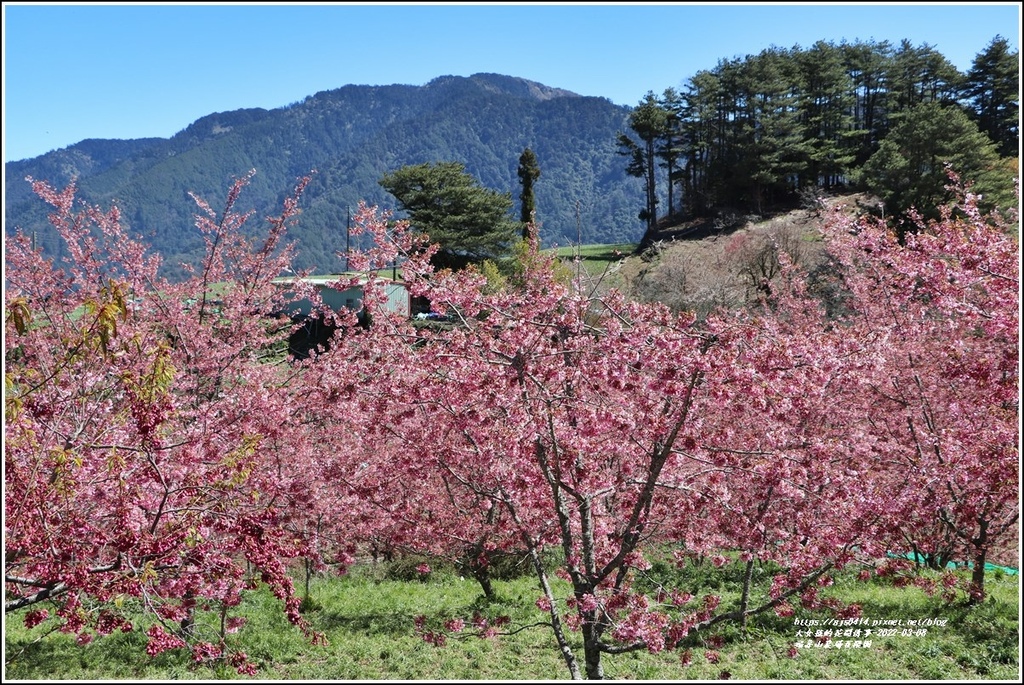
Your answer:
5;73;646;280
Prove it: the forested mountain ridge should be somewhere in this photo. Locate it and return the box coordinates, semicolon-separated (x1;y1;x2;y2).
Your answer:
6;35;1019;282
5;73;644;280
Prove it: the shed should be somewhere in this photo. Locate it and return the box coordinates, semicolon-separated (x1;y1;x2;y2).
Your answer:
272;274;411;319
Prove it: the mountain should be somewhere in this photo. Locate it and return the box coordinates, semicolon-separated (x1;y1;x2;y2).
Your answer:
5;73;646;280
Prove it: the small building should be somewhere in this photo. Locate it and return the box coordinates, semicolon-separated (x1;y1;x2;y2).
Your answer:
272;274;411;319
272;274;412;358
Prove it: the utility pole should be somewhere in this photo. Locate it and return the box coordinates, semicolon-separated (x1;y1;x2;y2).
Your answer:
345;206;351;273
391;223;398;281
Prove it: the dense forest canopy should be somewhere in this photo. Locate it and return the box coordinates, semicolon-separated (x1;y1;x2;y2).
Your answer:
620;36;1018;248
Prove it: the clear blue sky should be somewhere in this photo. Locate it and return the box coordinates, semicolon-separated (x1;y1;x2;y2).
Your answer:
2;2;1020;163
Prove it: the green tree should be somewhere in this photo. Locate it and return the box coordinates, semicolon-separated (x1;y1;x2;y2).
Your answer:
379;161;520;271
888;39;964;112
716;47;811;214
857;101;1016;236
618;91;669;246
657;87;685;217
517;147;541;238
840;39;893;165
679;69;725;216
963;35;1020;157
797;40;857;189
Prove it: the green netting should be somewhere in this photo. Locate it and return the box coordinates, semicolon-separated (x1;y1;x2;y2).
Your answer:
889;551;1019;576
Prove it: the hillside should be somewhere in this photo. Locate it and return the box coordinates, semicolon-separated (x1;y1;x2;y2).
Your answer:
589;193;880;318
5;73;646;280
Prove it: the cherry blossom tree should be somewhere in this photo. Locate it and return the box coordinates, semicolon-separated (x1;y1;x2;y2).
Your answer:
817;173;1019;601
7;167;1014;680
322;179;1017;676
310;232;885;679
662;262;892;626
4;172;333;671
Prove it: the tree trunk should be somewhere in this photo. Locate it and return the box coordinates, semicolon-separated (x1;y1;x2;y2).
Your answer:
467;552;495;601
179;590;196;639
527;544;582;679
304;557;313;603
968;518;989;605
582;618;605;680
645;139;658;233
474;569;494;601
739;559;755;629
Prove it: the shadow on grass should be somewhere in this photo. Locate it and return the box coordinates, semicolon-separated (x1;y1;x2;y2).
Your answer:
313;592;516;638
315;609;419;635
5;629;192;679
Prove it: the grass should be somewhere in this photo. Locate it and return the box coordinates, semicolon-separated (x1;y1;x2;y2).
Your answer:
4;558;1019;681
547;243;638;277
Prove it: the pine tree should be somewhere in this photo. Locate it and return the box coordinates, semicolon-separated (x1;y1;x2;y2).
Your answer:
797;41;857;189
840;39;894;165
657;87;685;217
679;69;724;216
617;91;669;247
857;101;1015;235
516;147;541;238
732;47;812;213
379;161;520;271
964;35;1020;157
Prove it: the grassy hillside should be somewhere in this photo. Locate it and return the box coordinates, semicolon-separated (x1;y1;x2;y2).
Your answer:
548;242;638;277
550;194;883;319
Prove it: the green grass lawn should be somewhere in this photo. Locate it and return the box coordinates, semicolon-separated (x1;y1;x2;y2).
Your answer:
4;559;1019;680
547;243;638;277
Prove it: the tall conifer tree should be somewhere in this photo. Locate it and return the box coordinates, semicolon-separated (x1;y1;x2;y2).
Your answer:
617;91;669;247
964;35;1020;156
517;147;541;239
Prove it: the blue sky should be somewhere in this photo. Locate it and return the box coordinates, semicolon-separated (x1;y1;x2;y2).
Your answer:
2;2;1020;163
